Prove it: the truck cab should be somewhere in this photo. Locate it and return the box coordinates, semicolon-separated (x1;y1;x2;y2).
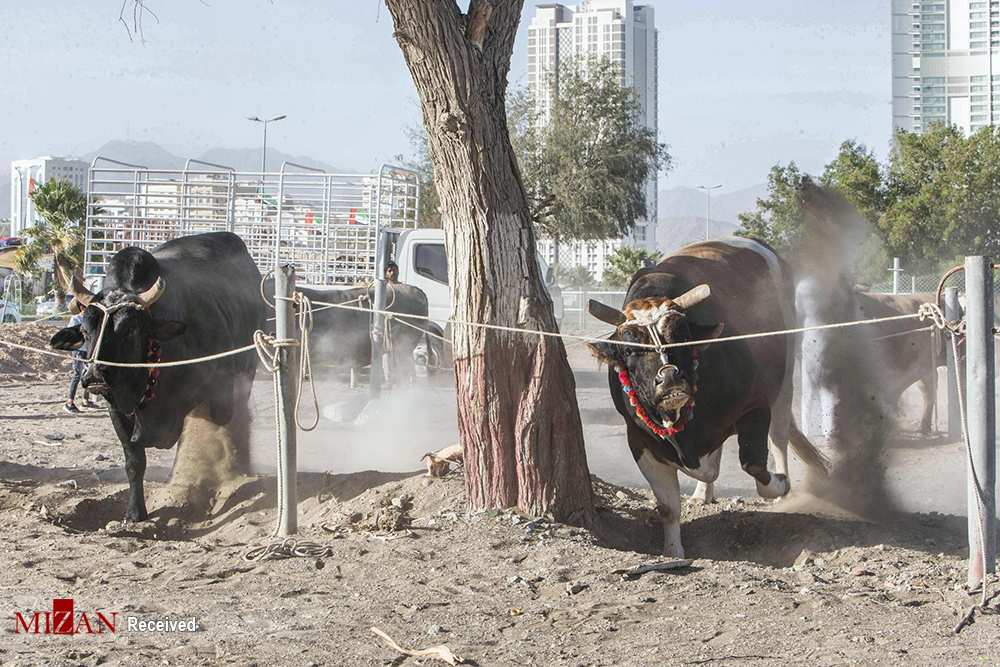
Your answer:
388;228;563;328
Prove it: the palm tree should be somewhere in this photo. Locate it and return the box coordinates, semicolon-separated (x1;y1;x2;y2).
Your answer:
14;179;88;311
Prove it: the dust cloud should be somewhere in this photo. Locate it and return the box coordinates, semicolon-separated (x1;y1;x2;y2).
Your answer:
157;399;251;516
791;182;899;519
249;376;461;477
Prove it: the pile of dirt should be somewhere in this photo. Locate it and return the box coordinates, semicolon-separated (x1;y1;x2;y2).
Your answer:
0;323;70;377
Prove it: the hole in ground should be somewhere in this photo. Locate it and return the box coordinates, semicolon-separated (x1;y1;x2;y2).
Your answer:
55;470;415;540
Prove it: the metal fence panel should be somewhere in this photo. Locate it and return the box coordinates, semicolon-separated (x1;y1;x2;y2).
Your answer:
84;158;419;287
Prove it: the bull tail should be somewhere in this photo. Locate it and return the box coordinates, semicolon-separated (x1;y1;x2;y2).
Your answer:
788;419;830;476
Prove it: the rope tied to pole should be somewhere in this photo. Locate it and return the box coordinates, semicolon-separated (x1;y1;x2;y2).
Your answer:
242;537;338;562
920;299;994;630
254;301;319;432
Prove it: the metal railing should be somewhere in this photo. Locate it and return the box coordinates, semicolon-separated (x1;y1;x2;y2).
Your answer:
83;157;419;287
0;274;22;322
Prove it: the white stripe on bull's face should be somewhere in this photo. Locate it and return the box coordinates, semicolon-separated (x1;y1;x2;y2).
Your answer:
617;288;723;424
619;298;696;418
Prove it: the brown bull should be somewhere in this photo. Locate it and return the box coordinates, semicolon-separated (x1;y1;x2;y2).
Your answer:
588;238;828;557
854;292;946;434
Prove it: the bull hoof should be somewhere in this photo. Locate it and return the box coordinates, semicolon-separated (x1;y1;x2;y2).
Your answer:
125;508;149;523
691;482;716;505
756;473;790;500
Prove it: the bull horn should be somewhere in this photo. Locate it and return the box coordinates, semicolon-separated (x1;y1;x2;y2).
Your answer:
136;277;166;307
672;284;711;311
589;299;627;327
70;274;95;307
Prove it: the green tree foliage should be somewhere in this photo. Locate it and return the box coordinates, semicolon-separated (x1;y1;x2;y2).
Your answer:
736;163;808;248
559;264;597;290
738;125;1000;275
14;179;88;309
881;124;1000;271
602;245;659;288
513;58;670;242
819;140;885;223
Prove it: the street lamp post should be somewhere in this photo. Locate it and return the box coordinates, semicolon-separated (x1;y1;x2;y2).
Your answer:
696;184;722;241
247;114;287;176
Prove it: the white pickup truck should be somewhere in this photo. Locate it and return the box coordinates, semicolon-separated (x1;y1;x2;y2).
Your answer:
386;228;564;328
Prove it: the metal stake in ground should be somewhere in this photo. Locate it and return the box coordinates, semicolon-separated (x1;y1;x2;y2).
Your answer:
275;264;299;536
945;286;962;440
369;231;390;397
965;256;996;588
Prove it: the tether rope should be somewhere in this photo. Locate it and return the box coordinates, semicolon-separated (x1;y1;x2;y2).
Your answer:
288;295;925;352
391;314;451;345
242;537;337;562
0;296;940;363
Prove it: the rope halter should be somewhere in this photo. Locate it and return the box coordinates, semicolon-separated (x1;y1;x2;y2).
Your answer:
614;301;700;456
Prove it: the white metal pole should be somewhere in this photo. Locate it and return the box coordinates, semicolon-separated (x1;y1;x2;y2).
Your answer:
370;231;389;396
274;264;298;536
892;257;901;295
965;256;996;588
945;287;962;440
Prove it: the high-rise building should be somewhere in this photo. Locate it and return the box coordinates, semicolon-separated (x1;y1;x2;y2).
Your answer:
9;157;89;236
892;0;1000;135
528;1;659;281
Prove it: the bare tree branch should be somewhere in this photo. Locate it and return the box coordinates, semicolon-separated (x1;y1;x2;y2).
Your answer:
119;0;160;43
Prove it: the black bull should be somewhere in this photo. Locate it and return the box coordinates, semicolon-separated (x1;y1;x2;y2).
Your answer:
51;232;264;521
293;283;436;382
587;238;828;558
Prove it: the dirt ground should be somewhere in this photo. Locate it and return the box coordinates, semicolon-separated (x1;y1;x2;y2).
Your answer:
0;324;998;666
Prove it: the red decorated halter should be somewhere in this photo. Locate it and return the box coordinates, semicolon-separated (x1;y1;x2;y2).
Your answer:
137;337;161;409
615;348;698;440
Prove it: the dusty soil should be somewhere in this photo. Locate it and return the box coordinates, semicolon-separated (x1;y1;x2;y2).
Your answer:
0;326;998;665
0;324;70;377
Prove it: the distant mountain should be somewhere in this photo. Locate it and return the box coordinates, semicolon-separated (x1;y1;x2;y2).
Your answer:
658;183;767;224
84;140;349;174
84;140;187;170
657;216;740;253
198;147;346;174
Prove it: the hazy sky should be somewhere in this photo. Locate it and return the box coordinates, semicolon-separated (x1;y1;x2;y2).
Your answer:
0;1;891;191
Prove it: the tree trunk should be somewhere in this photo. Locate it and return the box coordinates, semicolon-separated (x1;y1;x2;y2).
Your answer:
552;235;561;281
385;0;593;524
53;258;71;312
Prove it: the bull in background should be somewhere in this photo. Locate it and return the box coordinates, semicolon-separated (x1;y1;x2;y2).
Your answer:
588;237;829;558
295;282;437;384
50;232;264;522
854;291;946;434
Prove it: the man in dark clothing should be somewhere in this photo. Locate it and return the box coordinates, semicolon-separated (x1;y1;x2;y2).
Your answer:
64;299;98;414
385;261;400;284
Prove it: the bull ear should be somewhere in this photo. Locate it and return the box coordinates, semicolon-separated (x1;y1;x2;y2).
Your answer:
152;319;185;341
51;325;84;351
588;299;626;327
690;322;724;348
587;340;622;366
673;284;711;311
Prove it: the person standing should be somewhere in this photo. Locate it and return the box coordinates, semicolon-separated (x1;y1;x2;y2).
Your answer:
384;261;400;284
64;299;97;413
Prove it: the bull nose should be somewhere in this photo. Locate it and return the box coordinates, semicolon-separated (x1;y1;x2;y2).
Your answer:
82;369;110;395
655;365;680;386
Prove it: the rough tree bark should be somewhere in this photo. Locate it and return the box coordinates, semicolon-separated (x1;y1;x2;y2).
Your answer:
384;0;593;524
